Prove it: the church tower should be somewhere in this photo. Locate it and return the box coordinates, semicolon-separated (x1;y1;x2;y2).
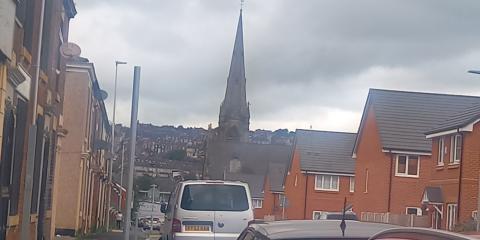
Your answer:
218;10;250;142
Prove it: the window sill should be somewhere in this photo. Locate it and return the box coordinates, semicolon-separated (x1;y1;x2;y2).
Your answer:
394;174;419;179
436;165;444;171
447;164;460;169
314;189;340;193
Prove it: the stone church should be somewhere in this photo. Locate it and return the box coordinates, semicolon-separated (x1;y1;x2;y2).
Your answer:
204;10;292;205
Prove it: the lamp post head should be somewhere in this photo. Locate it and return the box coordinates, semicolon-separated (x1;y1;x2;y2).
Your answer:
116;61;127;65
468;70;480;75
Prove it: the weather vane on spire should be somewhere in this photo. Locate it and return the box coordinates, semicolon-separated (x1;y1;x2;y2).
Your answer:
241;0;245;10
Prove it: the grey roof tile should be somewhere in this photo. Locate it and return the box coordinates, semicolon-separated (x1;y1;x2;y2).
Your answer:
225;172;265;199
423;186;443;204
296;130;357;174
427;103;480;134
206;141;293;193
368;89;480;152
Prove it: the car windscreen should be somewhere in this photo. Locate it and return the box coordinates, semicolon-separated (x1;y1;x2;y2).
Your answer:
180;184;249;211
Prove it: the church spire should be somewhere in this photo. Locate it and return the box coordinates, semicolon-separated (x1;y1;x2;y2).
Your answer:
218;9;250;142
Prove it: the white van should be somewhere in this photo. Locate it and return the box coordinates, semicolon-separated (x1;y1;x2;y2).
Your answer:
161;180;254;240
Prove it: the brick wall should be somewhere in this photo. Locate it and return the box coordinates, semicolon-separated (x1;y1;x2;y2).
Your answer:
353;106;391;214
459;122;480;224
284;149;354;220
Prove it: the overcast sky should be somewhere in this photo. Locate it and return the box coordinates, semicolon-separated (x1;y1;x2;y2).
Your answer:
69;0;480;132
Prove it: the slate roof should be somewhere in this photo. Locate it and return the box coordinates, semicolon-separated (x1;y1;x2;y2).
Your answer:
295;129;357;174
422;186;443;204
225;173;265;199
362;89;480;152
206;140;292;193
426;103;480;135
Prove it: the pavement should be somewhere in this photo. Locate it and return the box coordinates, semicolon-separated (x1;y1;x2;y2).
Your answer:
55;228;156;240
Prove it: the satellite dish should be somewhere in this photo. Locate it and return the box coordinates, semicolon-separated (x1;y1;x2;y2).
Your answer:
99;89;108;100
60;42;81;58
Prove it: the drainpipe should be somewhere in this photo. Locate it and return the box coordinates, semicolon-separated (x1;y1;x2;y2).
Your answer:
388;151;394;212
303;173;308;219
457;132;465;224
21;0;46;239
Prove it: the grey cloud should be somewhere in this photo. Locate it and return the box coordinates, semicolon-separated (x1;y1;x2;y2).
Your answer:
70;0;480;131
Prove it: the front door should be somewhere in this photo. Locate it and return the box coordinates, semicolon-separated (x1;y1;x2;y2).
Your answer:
0;107;15;240
432;205;442;229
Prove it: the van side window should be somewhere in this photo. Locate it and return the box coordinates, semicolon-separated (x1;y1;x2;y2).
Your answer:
166;184;180;213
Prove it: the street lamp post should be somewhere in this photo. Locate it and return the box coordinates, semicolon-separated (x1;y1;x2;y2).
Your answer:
107;60;127;232
467;69;480;231
119;142;125;210
150;184;157;232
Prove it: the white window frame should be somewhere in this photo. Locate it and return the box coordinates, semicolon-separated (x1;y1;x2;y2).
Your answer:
252;199;263;209
472;210;478;220
349;177;355;193
312;211;325;220
405;207;422;216
447;203;457;231
314;175;340;191
438;137;445;166
395;155;420;178
451;134;462;164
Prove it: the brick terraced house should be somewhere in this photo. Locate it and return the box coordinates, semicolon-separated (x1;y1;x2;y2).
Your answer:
352;89;480;227
424;103;480;230
284;129;356;220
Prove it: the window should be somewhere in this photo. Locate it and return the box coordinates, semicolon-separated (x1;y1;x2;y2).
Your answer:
315;175;339;191
447;204;457;231
313;211;325;220
180;184;249;211
438;137;445;166
396;155;419;177
252;199;263;209
349;177;355;193
406;207;422;216
451;134;462;164
364;169;369;193
472;210;478;220
278;194;286;207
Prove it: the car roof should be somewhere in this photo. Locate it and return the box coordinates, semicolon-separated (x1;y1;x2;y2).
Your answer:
181;179;249;186
250;220;398;239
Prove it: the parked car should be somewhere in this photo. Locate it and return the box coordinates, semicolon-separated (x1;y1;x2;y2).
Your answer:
237;220;397;240
161;180;254;240
319;212;358;221
143;217;162;231
369;227;477;240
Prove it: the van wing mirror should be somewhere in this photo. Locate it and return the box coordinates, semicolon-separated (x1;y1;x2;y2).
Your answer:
160;203;167;213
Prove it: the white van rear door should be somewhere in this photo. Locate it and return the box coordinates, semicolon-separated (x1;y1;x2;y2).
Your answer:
212;184;253;240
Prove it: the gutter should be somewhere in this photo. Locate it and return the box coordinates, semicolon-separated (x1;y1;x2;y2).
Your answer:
388;150;393;212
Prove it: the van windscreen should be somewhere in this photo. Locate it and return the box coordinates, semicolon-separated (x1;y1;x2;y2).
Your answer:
180;184;249;211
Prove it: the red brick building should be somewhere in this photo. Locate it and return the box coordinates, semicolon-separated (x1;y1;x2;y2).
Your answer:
353;89;480;226
284;130;356;220
423;104;480;230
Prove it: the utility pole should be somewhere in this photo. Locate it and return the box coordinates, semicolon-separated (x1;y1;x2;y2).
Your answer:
107;60;127;231
119;142;125;210
124;66;141;240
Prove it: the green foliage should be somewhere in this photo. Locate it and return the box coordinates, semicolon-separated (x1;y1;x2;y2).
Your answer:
167;149;187;161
